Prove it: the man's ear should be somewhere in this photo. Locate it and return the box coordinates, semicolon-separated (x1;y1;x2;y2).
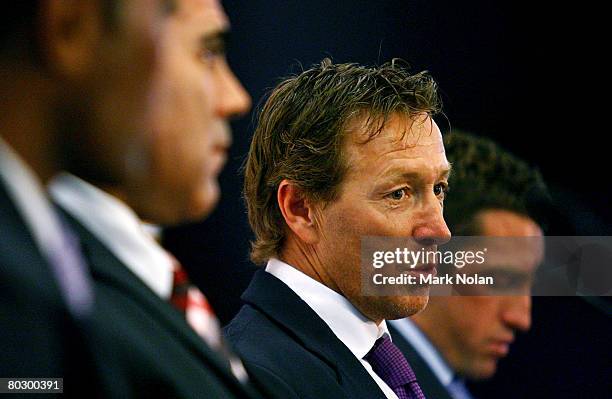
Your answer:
277;179;320;245
42;0;103;79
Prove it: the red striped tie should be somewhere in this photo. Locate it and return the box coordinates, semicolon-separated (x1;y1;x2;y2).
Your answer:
167;253;248;382
170;262;223;348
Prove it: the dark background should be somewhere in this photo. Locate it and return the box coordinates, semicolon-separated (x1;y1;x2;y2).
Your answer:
164;1;611;397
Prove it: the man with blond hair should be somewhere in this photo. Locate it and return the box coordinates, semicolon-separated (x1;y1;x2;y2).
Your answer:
226;59;452;399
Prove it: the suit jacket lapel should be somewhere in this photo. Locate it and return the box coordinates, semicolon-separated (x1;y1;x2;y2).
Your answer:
242;269;387;398
0;183;64;306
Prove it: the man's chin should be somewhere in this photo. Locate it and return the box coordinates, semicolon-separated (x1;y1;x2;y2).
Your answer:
170;184;219;225
355;293;430;322
391;293;430;318
189;183;219;222
467;360;498;380
387;284;431;318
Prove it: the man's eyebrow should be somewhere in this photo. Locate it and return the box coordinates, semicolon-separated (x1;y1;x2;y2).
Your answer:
201;29;230;54
379;163;452;183
379;169;421;182
440;163;452;179
162;0;178;14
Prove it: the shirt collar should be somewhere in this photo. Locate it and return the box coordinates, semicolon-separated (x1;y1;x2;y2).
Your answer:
0;137;62;258
49;173;173;299
265;258;389;359
388;318;454;386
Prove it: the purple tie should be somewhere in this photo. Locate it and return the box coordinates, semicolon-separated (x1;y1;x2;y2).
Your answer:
365;333;426;399
48;212;94;319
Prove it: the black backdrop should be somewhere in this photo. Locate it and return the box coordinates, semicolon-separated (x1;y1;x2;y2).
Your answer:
163;1;611;397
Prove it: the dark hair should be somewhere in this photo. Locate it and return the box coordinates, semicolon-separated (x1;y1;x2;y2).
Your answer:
244;58;442;264
0;1;128;65
443;130;550;234
0;1;39;63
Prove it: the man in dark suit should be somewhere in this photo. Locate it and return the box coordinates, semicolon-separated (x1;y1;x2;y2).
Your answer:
0;0;164;395
49;0;259;397
225;59;452;398
388;131;548;399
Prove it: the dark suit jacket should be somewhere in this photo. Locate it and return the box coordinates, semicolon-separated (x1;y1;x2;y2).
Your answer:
387;323;454;399
0;182;97;396
61;210;263;399
224;269;390;399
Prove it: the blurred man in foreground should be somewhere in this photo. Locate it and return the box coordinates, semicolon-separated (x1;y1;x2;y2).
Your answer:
0;0;163;394
389;131;548;399
225;59;451;399
49;0;255;397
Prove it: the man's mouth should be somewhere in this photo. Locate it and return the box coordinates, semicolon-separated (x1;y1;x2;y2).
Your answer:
409;263;437;276
210;150;227;176
487;338;513;357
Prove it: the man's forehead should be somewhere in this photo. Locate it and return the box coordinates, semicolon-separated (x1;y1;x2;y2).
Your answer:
182;0;224;10
477;210;543;237
347;114;446;159
177;0;229;25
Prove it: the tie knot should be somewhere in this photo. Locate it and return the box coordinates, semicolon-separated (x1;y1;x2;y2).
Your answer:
365;333;418;388
172;263;189;288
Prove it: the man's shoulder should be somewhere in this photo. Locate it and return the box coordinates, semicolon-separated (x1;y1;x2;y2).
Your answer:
0;181;89;382
0;183;36;262
225;303;334;369
0;182;63;304
225;303;345;399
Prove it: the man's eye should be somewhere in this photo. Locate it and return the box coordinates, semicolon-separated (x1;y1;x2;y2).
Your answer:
434;183;449;198
198;49;218;66
388;188;408;201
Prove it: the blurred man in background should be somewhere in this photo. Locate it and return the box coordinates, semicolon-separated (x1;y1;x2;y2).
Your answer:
0;0;163;394
389;131;549;399
225;59;451;399
49;0;255;397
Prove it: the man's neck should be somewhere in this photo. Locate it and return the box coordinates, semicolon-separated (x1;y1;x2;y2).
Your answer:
1;73;58;183
280;238;340;293
280;239;385;325
102;186;130;206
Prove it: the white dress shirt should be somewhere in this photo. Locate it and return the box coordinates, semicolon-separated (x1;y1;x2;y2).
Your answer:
49;173;173;299
266;258;399;399
0;138;93;317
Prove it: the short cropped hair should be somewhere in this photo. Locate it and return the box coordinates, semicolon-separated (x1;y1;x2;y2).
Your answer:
443;130;550;235
244;58;442;264
0;1;179;65
0;0;122;65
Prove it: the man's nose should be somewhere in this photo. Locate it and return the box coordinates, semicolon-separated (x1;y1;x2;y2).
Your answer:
216;62;251;119
501;295;532;332
413;207;451;247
